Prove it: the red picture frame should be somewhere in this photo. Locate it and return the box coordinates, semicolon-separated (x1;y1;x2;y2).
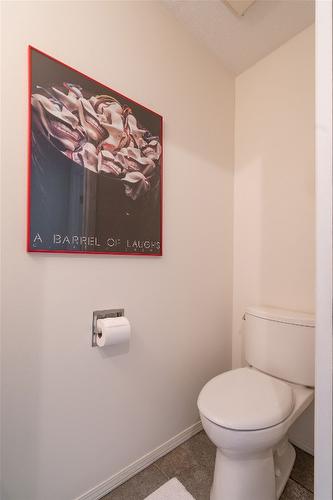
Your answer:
28;46;163;256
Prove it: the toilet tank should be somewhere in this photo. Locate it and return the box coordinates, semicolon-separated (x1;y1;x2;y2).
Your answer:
244;306;315;387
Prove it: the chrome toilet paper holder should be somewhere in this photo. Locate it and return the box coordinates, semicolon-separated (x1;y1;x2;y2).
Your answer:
92;308;124;347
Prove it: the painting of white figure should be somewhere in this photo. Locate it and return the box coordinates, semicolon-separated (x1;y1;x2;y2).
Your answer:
28;47;162;255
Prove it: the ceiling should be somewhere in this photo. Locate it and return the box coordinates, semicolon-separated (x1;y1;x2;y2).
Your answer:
164;0;315;75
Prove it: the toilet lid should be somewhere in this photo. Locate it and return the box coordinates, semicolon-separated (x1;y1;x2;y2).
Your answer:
197;367;294;431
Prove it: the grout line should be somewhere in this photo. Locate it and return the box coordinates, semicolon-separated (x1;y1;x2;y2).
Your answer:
288;477;314;495
153;463;170;481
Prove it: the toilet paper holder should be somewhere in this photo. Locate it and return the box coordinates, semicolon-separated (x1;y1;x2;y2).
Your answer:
92;308;124;347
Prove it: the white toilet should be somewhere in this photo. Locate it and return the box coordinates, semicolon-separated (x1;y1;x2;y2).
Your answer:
197;306;315;500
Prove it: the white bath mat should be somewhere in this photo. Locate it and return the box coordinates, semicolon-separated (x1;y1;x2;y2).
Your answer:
144;478;195;500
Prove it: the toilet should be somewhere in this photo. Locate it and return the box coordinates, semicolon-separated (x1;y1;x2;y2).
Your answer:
197;306;315;500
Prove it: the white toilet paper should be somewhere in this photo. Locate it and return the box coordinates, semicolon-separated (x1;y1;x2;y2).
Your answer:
96;316;131;347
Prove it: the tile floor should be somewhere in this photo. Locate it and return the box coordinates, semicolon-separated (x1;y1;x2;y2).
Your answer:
103;431;314;500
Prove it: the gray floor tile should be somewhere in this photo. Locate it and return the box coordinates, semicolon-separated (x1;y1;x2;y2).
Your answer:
280;478;313;500
103;464;167;500
102;432;314;500
154;441;200;477
182;431;216;471
290;447;314;493
175;465;212;500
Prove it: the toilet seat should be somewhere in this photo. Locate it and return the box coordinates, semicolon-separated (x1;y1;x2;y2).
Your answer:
197;367;294;431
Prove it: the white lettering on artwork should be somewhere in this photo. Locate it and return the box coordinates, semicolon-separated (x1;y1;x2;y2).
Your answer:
52;234;101;246
126;240;160;251
107;238;121;247
33;233;43;243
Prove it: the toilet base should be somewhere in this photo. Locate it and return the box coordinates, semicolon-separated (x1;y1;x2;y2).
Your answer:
275;440;296;498
210;439;296;500
211;447;276;500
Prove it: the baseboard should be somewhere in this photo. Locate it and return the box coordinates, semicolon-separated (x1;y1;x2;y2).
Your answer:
75;421;203;500
289;437;314;456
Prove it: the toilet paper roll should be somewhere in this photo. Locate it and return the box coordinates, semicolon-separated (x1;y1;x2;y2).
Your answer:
96;316;131;347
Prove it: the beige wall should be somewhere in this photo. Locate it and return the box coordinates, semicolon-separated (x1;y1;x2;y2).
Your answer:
0;2;234;499
233;25;315;366
233;25;315;452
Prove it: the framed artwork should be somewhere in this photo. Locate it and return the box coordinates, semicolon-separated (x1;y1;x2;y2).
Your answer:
28;46;162;255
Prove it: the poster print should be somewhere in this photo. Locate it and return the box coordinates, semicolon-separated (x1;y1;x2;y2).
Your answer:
28;47;162;255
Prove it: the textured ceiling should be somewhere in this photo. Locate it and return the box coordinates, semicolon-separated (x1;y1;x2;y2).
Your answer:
164;0;315;75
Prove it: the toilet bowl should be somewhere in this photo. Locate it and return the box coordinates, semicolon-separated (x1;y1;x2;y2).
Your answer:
198;367;314;500
197;306;315;500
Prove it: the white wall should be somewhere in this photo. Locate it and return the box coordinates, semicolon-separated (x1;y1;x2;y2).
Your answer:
0;2;234;500
233;26;315;450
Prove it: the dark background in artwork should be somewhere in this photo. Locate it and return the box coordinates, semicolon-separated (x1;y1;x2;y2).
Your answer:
29;48;162;254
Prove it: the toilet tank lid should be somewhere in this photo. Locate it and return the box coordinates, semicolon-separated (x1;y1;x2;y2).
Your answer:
245;306;315;327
